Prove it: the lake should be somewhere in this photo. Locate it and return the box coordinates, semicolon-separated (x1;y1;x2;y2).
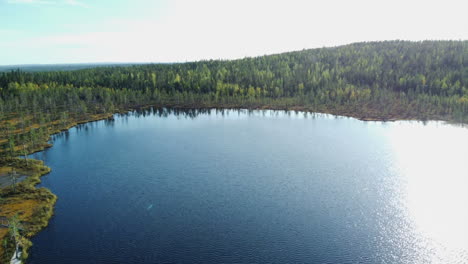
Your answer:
27;108;468;263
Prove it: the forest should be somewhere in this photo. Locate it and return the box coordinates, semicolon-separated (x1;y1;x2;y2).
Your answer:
0;40;467;158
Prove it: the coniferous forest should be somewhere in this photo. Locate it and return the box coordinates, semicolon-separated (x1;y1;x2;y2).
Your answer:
0;40;467;157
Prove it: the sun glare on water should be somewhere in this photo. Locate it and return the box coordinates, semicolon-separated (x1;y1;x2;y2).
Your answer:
387;121;468;263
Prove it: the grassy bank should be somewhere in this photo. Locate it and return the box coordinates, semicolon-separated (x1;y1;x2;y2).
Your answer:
0;112;113;263
0;158;55;263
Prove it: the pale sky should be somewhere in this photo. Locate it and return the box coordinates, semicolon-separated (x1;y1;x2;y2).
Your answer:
0;0;467;65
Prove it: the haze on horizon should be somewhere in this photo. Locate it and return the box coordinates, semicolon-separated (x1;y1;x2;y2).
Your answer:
1;0;467;65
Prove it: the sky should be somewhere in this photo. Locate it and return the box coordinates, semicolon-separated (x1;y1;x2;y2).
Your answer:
0;0;467;65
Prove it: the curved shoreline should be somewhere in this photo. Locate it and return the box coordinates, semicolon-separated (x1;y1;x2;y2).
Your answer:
0;158;56;263
0;113;113;263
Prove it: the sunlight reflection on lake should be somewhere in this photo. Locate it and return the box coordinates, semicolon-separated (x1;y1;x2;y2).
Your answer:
388;121;468;263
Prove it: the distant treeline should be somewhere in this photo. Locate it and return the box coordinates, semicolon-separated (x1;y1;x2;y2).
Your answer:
0;40;467;156
0;63;148;73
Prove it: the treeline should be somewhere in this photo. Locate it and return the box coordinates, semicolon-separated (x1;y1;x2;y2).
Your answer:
0;40;467;156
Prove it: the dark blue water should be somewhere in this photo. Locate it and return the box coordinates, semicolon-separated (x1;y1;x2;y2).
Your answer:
28;109;468;263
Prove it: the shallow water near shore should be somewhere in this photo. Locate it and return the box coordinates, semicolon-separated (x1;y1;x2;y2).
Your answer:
27;108;468;263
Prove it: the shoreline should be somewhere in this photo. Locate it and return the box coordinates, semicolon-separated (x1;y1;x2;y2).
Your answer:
133;103;467;126
0;158;56;263
0;113;112;263
0;104;465;263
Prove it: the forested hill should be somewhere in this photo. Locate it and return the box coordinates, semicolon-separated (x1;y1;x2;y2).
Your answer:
3;40;467;96
0;41;467;134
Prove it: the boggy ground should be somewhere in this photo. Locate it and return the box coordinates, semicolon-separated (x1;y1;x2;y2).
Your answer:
0;113;113;263
0;158;56;263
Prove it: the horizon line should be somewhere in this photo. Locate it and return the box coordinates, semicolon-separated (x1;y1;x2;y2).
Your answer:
1;39;466;67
